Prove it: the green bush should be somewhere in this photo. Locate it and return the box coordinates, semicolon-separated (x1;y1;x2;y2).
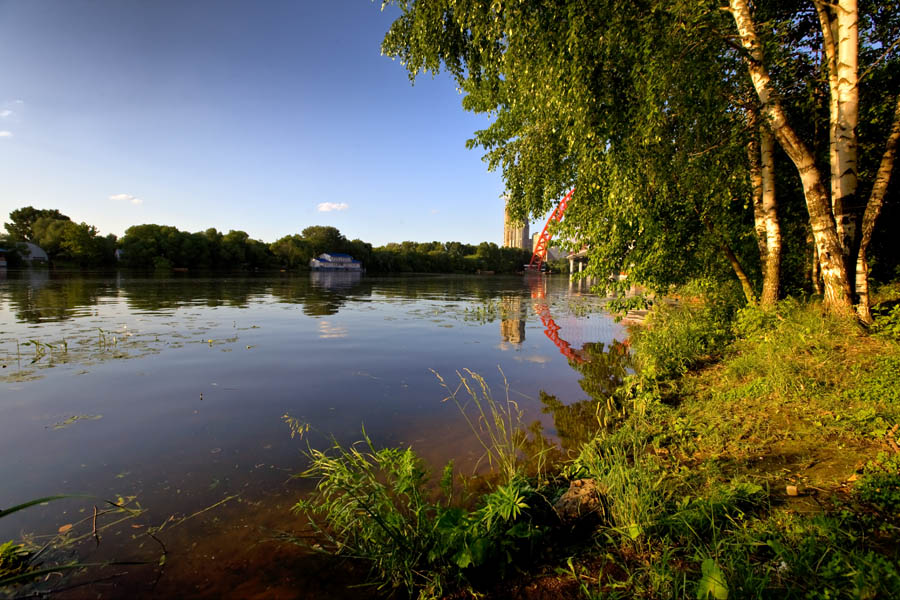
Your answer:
856;472;900;514
733;304;779;339
631;304;734;381
627;279;748;382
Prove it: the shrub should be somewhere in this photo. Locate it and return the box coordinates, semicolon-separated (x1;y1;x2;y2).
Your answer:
631;304;733;381
292;432;545;598
872;302;900;339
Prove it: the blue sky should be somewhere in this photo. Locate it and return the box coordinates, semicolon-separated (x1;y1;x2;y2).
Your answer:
0;0;528;246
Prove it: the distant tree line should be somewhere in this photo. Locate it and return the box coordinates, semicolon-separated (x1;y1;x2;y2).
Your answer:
1;207;118;268
2;207;532;274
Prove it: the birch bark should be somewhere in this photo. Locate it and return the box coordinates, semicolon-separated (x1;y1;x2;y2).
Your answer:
834;0;860;265
856;95;900;322
728;0;852;312
760;125;781;307
748;106;781;307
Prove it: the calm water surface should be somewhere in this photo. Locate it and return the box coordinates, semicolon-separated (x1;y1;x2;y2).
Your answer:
0;271;627;598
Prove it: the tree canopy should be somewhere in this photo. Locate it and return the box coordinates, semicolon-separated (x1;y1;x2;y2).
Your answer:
381;0;900;314
4;207;71;241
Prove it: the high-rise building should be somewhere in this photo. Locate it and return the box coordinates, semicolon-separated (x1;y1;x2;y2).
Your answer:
503;203;530;249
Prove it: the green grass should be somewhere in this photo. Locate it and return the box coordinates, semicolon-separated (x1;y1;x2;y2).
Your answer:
556;296;900;599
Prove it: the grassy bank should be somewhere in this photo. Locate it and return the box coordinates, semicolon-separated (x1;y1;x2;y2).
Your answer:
290;284;900;599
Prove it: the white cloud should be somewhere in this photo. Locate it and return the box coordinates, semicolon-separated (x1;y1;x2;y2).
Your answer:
430;209;440;214
0;110;11;118
0;131;12;138
317;202;349;212
109;193;143;205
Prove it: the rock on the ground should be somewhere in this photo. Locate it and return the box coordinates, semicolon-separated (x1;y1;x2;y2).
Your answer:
553;478;607;525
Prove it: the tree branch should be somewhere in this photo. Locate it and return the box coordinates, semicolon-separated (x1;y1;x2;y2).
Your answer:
859;36;900;83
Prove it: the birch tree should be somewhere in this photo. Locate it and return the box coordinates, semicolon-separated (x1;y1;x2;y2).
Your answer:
727;0;900;317
748;106;782;306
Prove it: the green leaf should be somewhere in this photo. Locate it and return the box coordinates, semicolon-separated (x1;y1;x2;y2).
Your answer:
697;558;728;600
0;495;72;519
506;521;536;539
454;546;473;569
625;522;643;541
470;538;490;566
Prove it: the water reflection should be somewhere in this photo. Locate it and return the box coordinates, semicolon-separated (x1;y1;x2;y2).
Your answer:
0;272;533;325
2;270;102;322
310;270;363;290
0;272;629;387
123;277;266;311
499;295;526;344
540;339;633;451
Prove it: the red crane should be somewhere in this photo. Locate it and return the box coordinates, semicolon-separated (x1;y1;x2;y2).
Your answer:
528;188;575;272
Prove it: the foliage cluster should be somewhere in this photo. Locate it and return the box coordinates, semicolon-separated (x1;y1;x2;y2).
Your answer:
872;302;900;339
119;224;272;271
380;0;900;319
368;241;530;275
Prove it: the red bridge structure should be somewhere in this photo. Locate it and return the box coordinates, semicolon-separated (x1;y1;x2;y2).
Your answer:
528;188;575;272
523;187;607;362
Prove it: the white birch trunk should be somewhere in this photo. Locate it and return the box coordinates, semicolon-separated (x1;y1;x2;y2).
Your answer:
856;95;900;322
747;108;768;263
835;0;860;268
728;0;852;312
760;126;781;306
812;238;823;296
814;0;841;209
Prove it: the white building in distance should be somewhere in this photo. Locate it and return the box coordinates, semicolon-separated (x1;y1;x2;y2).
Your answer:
309;253;363;271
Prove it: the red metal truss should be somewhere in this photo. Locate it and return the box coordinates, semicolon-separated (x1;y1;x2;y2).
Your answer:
528;188;575;271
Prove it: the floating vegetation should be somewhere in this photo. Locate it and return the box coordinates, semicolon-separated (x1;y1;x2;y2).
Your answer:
0;315;242;383
462;298;507;323
1;491;241;596
48;415;103;430
18;338;68;365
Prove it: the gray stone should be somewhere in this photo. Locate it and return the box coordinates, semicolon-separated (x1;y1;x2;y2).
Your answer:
554;478;608;525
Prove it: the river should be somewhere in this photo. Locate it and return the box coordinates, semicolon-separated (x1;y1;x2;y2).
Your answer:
0;271;628;598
